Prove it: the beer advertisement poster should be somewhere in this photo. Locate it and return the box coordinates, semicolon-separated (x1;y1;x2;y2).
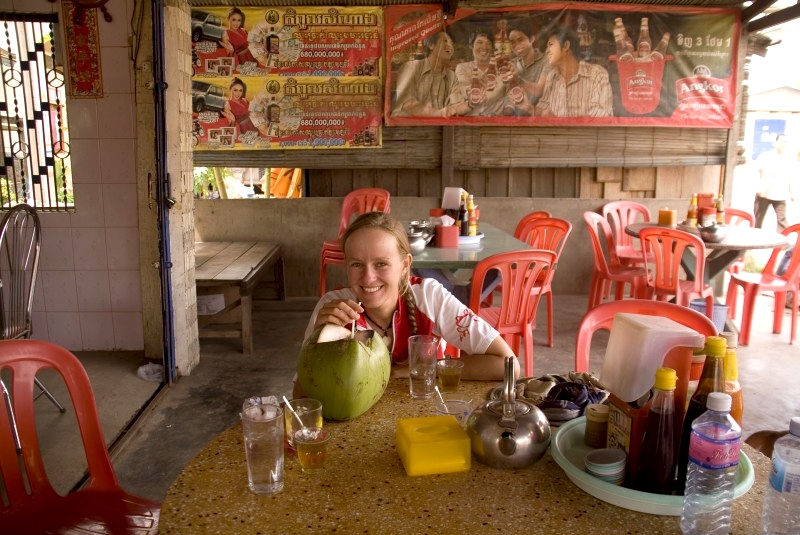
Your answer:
384;4;739;127
191;6;382;149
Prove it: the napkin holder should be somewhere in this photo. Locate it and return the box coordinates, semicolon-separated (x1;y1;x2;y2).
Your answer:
396;416;471;476
435;225;459;248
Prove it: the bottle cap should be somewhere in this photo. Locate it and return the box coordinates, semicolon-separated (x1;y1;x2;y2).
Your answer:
654;367;677;391
720;331;738;349
585;403;609;422
790;416;800;437
704;336;727;357
707;392;732;412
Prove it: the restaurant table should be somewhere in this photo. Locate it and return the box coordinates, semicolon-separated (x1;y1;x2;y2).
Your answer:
626;222;788;283
159;379;769;534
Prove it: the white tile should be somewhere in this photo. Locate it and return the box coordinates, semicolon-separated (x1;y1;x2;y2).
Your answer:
39;228;75;271
72;228;109;270
113;312;144;350
30;311;49;341
76;270;112;311
67;139;102;184
98;8;132;48
66;100;99;139
106;228;139;270
69;183;106;228
100;47;133;94
103;184;138;227
45;312;83;350
79;312;116;349
37;211;70;229
98;139;136;184
41;271;79;312
109;270;142;311
96;95;134;139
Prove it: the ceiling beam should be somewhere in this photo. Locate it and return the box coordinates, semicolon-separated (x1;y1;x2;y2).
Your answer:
741;0;779;23
748;3;800;32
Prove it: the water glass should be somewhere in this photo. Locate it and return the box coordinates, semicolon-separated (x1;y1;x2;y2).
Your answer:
408;335;438;399
241;397;284;495
433;392;473;428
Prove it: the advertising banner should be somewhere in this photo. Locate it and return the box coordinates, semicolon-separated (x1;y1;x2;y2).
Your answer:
384;4;739;127
191;6;383;149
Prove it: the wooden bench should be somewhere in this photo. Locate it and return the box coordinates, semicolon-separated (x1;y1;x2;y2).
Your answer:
195;241;284;353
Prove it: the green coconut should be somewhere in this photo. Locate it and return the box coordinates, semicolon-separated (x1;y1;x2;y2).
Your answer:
297;324;391;420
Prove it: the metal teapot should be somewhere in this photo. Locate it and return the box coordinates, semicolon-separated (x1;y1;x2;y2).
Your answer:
466;356;550;469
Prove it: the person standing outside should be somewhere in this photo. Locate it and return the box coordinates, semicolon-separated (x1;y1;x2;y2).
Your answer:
534;27;612;118
754;134;796;230
391;32;457;118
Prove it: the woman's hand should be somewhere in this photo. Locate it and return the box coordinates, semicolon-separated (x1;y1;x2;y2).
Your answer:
314;299;363;330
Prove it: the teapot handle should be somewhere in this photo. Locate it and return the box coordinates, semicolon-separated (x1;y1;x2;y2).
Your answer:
500;356;517;428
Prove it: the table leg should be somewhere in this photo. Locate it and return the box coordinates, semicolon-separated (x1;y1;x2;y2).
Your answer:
242;293;253;354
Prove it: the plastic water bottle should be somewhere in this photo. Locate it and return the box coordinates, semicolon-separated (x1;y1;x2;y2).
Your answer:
761;416;800;534
680;392;741;535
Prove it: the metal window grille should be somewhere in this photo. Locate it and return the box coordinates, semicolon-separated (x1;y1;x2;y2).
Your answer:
0;13;72;212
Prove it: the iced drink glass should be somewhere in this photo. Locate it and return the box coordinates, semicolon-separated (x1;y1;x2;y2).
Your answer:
408;335;438;399
436;358;464;392
284;398;323;448
294;427;331;472
241;397;284;495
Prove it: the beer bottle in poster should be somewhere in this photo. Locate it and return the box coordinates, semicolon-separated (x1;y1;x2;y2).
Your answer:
651;32;671;61
266;27;280;68
413;40;426;60
486;59;498;91
507;72;525;106
613;18;635;61
637;18;652;58
469;67;484;106
267;97;280;137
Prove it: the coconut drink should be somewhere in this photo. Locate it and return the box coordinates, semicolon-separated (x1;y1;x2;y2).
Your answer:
297;324;391;420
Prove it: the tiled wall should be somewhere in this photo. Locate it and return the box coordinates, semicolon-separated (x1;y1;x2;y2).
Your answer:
17;0;144;351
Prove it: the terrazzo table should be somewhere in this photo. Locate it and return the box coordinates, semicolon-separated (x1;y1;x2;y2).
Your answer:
160;380;769;534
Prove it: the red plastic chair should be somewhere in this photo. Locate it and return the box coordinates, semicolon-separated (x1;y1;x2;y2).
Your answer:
602;200;653;267
639;226;715;320
319;188;390;295
575;299;718;373
723;208;755;275
725;222;800;346
584;211;649;311
0;339;160;533
469;249;557;378
512;211;552;238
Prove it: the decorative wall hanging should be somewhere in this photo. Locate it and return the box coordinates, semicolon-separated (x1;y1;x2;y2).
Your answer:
61;0;104;98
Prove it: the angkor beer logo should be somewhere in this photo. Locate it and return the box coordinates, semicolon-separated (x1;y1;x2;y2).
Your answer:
628;68;654;88
676;64;730;102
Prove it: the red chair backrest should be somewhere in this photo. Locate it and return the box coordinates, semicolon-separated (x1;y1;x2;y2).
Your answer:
0;340;119;513
469;249;557;331
584;211;619;276
639;226;707;295
513;211;552;241
516;217;572;259
338;188;391;237
724;208;754;228
574;299;717;373
762;223;800;283
602;200;651;252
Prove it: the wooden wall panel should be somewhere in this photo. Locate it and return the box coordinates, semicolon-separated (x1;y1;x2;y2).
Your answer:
624;167;657;192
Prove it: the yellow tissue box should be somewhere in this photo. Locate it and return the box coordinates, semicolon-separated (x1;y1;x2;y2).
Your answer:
395;416;471;476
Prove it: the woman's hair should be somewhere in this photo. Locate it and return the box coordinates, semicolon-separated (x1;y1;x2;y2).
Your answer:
227;7;245;24
341;212;419;334
229;77;247;95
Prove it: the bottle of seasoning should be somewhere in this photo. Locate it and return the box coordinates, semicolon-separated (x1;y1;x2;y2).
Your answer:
458;192;469;236
686;193;698;226
720;332;743;427
676;335;727;494
636;367;678;494
715;196;726;224
584;403;609;448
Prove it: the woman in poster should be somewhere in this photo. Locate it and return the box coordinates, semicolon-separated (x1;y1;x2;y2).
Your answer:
391;32;457;117
535;27;613;117
220;7;256;66
222;78;258;135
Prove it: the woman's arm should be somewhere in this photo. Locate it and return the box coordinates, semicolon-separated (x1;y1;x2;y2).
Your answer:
459;335;519;380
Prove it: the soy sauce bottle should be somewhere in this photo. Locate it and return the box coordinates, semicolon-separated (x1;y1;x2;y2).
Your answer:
635;367;677;494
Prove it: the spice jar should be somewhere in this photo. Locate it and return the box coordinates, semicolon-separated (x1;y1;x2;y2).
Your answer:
584;403;610;448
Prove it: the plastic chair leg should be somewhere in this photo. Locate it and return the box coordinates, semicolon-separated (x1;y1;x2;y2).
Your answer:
34;378;67;413
524;326;534;378
738;287;759;346
546;291;554;348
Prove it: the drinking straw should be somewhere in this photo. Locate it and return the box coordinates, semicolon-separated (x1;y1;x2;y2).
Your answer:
434;385;446;406
282;395;304;428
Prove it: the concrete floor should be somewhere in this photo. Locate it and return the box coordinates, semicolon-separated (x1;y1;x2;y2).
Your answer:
39;293;800;503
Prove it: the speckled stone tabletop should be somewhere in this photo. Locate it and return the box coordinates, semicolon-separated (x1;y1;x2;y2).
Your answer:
160;380;769;534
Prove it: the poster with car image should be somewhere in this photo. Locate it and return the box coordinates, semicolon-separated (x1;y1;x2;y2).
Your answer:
384;4;739;127
192;76;382;150
191;6;383;149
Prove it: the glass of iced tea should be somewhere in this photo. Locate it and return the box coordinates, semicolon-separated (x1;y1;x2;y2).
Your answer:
294;427;330;472
284;398;323;449
436;358;464;392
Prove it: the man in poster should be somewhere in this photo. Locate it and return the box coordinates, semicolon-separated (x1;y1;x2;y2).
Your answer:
535;27;613;117
391;32;457;117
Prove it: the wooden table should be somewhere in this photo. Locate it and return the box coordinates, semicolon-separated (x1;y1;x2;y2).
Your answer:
626;222;788;283
159;380;769;534
195;241;284;353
